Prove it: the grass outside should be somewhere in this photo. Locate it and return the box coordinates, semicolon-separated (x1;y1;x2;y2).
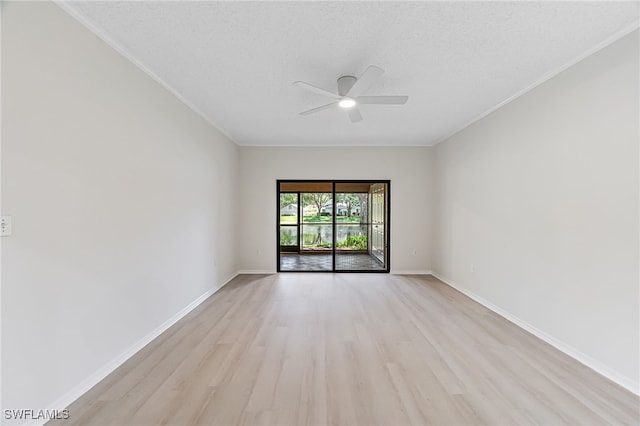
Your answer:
280;215;297;224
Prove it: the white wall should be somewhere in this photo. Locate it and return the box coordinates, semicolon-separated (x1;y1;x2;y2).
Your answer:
1;1;239;417
433;30;639;392
238;147;433;274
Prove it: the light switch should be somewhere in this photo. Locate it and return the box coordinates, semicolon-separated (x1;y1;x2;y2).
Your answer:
1;216;12;236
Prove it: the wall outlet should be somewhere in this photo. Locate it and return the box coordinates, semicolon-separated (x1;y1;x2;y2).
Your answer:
470;263;475;273
1;216;12;236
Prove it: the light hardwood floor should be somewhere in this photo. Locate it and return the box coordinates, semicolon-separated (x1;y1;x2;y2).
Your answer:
49;274;639;425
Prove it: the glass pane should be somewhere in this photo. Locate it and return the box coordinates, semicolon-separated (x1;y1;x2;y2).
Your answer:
280;253;332;272
335;252;385;271
335;192;365;223
301;223;333;251
280;226;297;246
301;193;333;223
279;193;297;224
336;224;368;251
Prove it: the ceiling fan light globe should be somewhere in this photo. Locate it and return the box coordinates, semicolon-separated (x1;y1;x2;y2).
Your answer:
338;98;356;109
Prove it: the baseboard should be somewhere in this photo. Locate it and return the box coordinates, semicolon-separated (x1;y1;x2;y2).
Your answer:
236;270;433;275
391;269;433;275
430;272;640;396
37;272;240;425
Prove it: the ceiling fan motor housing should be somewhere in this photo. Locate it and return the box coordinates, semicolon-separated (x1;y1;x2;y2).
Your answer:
337;75;357;96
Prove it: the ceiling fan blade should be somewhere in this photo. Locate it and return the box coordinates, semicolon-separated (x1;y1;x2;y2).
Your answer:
346;65;384;97
356;96;408;105
293;81;341;99
347;106;363;123
299;102;338;116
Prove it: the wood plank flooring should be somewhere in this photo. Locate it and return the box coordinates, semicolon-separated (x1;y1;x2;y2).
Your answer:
48;274;639;425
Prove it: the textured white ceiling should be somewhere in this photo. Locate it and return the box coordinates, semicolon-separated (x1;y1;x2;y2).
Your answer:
60;1;639;147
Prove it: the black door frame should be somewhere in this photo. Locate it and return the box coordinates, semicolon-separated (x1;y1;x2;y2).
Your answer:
276;179;391;273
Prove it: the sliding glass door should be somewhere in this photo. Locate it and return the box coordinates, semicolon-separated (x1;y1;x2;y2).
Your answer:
277;180;390;273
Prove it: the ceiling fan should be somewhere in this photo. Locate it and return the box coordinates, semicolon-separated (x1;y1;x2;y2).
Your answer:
293;65;408;123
